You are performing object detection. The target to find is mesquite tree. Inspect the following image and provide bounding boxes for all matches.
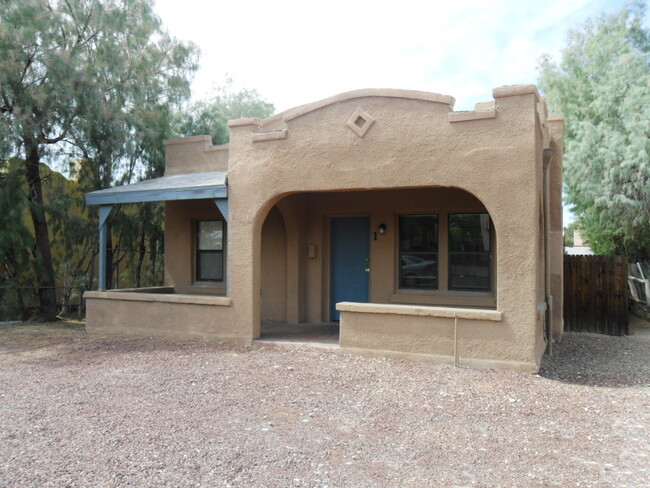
[0,0,197,319]
[538,2,650,260]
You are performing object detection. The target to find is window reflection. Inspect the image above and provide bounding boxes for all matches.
[448,214,491,291]
[196,220,224,281]
[399,215,438,290]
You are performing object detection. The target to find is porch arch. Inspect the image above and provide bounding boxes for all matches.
[255,186,498,335]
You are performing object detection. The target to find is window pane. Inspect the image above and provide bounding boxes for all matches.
[399,215,438,290]
[197,251,223,281]
[198,221,223,251]
[448,214,490,252]
[400,253,438,289]
[399,215,438,252]
[449,253,490,290]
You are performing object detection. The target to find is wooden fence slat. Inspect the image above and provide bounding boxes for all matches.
[563,254,628,336]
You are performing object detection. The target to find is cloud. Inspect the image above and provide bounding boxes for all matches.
[154,0,633,111]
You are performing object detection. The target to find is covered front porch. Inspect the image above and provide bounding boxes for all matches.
[259,187,497,322]
[255,187,514,367]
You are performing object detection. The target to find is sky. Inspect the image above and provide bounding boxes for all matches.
[152,0,648,224]
[153,0,641,112]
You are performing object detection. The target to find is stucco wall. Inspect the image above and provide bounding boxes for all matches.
[164,136,228,175]
[261,206,287,321]
[335,303,536,371]
[547,115,565,341]
[165,199,227,295]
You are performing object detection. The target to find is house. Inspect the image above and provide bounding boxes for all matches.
[84,85,565,372]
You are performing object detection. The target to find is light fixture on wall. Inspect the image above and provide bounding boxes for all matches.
[378,223,387,235]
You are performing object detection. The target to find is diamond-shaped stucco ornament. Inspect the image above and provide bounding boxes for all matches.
[346,107,375,138]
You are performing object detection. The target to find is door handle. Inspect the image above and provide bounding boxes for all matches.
[365,268,370,273]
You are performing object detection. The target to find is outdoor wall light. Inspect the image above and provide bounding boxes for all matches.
[378,223,387,235]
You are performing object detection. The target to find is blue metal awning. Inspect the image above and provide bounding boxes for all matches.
[85,171,227,205]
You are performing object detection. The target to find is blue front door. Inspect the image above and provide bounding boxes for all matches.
[330,216,370,321]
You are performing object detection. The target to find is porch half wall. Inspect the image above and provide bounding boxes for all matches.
[336,303,537,372]
[84,289,245,344]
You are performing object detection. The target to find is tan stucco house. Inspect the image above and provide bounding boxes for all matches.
[84,85,564,372]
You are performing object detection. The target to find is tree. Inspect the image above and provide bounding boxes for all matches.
[174,77,275,145]
[0,158,36,319]
[538,2,650,260]
[0,0,198,319]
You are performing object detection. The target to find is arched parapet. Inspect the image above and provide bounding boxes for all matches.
[226,86,547,231]
[229,88,456,132]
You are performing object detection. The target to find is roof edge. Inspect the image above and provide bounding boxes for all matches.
[164,135,212,146]
[229,88,456,128]
[492,84,540,100]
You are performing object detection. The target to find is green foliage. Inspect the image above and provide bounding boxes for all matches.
[538,2,650,260]
[174,77,275,144]
[0,0,198,318]
[0,159,36,319]
[0,2,274,319]
[563,221,579,247]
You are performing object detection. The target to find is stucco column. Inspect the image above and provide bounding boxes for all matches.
[547,115,565,341]
[276,198,304,324]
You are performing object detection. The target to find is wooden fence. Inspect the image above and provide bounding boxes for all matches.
[563,255,629,336]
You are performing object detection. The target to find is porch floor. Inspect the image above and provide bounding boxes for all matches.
[256,321,339,349]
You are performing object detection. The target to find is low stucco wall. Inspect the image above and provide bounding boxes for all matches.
[84,290,246,344]
[337,302,539,373]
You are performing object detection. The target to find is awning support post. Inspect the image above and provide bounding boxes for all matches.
[98,205,113,291]
[214,198,229,295]
[214,198,228,222]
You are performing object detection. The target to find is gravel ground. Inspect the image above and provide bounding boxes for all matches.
[0,323,649,488]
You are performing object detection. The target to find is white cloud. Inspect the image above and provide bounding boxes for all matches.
[154,0,634,111]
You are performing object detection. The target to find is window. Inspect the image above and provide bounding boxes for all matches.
[399,215,438,290]
[196,220,224,281]
[448,214,491,291]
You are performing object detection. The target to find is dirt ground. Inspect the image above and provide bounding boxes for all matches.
[0,322,648,488]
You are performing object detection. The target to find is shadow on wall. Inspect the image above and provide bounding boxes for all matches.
[539,331,650,388]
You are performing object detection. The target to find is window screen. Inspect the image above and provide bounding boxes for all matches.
[448,214,491,291]
[399,215,438,290]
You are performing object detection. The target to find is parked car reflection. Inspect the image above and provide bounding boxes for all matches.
[400,254,437,289]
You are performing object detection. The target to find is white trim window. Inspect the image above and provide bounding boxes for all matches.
[196,220,224,282]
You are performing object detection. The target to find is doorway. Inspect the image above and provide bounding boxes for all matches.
[330,216,370,320]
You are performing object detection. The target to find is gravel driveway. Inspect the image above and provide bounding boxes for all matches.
[1,323,648,488]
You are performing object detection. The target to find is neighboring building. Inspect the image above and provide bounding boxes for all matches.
[565,229,594,255]
[84,85,564,373]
